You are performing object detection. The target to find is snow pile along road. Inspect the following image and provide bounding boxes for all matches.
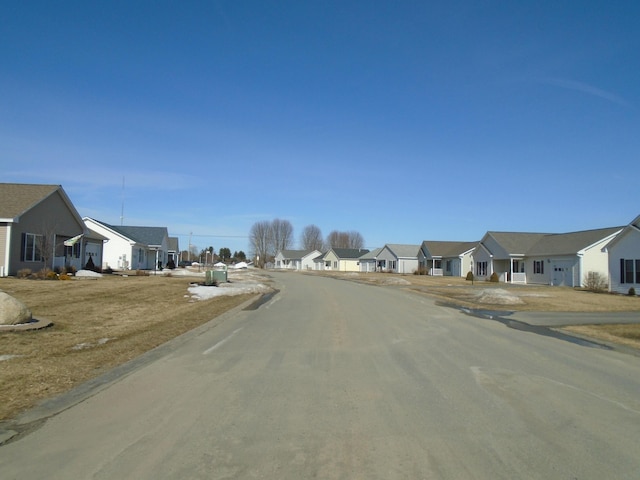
[187,270,274,301]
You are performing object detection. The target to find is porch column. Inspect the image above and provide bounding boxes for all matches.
[510,258,514,284]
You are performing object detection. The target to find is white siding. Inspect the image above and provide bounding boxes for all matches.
[608,228,640,294]
[84,219,134,270]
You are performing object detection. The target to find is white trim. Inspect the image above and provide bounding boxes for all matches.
[3,224,11,277]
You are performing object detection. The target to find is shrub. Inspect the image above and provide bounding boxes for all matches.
[135,269,150,276]
[59,274,71,280]
[103,267,114,275]
[466,271,474,281]
[17,268,32,279]
[40,269,57,280]
[489,272,499,283]
[584,271,607,293]
[167,259,176,270]
[629,287,636,297]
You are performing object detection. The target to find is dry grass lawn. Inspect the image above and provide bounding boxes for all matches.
[0,274,256,422]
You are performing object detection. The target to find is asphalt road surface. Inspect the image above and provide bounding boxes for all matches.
[1,272,639,479]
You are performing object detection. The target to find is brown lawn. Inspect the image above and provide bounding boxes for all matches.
[0,273,259,422]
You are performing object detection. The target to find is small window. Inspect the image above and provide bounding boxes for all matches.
[23,233,43,262]
[625,259,634,284]
[533,260,544,275]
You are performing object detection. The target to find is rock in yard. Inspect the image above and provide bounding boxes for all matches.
[0,291,33,325]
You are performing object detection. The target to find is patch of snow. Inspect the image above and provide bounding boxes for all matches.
[474,288,524,305]
[71,338,114,350]
[381,277,412,286]
[188,282,272,300]
[0,354,24,362]
[75,269,103,278]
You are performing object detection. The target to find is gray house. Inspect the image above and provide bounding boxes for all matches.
[418,241,477,277]
[0,183,98,276]
[376,244,421,274]
[358,247,383,272]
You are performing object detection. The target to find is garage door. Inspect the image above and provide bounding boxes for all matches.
[552,262,574,287]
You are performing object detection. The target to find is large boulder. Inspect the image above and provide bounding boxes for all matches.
[0,292,32,325]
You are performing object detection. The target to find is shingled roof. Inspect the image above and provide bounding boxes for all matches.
[0,183,62,220]
[526,227,622,256]
[421,241,478,257]
[87,218,168,247]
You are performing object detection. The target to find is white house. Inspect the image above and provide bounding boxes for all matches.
[274,249,321,270]
[375,244,421,274]
[603,214,640,294]
[525,227,621,287]
[473,227,622,287]
[418,241,477,277]
[84,217,170,271]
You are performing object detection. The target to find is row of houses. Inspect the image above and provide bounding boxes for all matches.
[0,183,180,276]
[2,183,639,294]
[274,216,640,295]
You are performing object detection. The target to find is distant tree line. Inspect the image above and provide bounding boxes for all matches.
[249,219,364,268]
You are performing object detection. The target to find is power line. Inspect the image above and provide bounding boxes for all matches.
[172,233,249,238]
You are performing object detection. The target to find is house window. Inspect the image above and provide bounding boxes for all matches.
[620,258,640,284]
[138,248,144,264]
[445,260,452,272]
[533,260,544,274]
[476,261,487,277]
[434,259,442,269]
[333,261,337,268]
[64,243,81,259]
[389,260,397,270]
[23,233,43,262]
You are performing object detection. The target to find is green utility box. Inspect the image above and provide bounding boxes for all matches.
[206,269,227,285]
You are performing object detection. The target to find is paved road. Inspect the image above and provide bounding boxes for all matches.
[1,272,639,479]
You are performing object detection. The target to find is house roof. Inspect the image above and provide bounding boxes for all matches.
[168,237,179,252]
[484,232,551,256]
[383,244,421,258]
[87,218,168,247]
[421,241,478,257]
[527,227,622,256]
[602,214,640,252]
[330,248,370,259]
[0,183,64,220]
[279,249,317,260]
[358,247,384,260]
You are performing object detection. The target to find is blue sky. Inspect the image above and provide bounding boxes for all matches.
[2,1,639,255]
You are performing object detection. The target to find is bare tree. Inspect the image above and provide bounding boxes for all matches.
[249,220,272,268]
[270,218,294,257]
[326,230,365,249]
[300,224,324,251]
[346,230,364,249]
